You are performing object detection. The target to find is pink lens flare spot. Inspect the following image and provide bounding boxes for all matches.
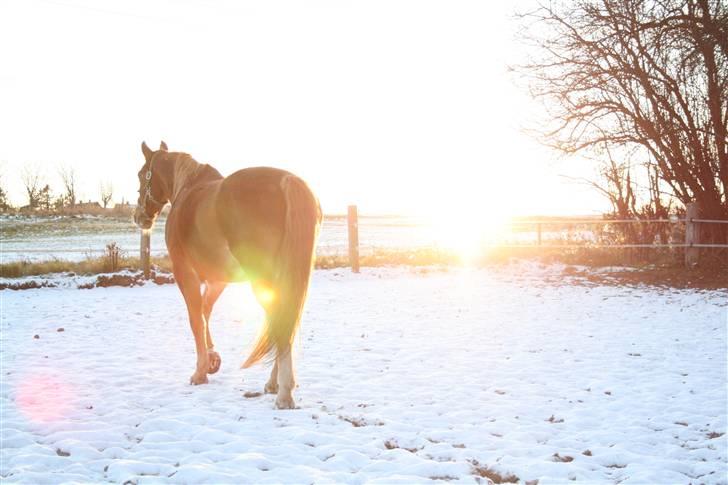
[16,374,75,423]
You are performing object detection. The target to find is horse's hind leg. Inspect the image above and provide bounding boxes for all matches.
[202,281,227,374]
[274,346,295,409]
[252,279,298,409]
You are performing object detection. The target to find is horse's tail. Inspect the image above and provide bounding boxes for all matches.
[242,175,321,368]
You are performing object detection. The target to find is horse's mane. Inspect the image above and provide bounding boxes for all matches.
[171,153,222,202]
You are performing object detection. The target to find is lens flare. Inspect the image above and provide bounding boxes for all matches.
[226,283,268,327]
[254,284,277,307]
[16,373,74,423]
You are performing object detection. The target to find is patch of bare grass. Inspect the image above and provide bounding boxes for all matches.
[1,255,173,278]
[578,265,727,290]
[552,453,574,462]
[469,460,519,484]
[382,439,421,453]
[338,415,384,427]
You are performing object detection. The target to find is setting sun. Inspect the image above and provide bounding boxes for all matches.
[427,209,510,262]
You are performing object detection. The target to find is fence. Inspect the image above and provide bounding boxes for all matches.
[341,202,727,273]
[6,204,724,275]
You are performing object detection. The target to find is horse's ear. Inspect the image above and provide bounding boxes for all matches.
[159,140,168,151]
[141,141,153,162]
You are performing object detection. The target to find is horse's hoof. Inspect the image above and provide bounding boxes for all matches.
[275,394,295,409]
[264,381,278,394]
[190,372,208,385]
[207,351,221,374]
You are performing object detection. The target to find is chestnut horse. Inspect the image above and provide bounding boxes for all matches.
[133,141,321,409]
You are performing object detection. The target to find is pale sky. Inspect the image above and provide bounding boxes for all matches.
[0,0,608,216]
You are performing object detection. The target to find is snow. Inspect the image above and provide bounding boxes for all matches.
[0,270,142,291]
[1,263,726,484]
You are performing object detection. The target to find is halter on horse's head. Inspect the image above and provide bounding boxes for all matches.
[133,141,170,230]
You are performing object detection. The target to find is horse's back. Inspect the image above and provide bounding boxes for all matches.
[224,166,295,188]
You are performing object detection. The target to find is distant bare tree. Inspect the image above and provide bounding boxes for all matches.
[100,181,113,209]
[20,165,43,209]
[516,0,727,239]
[0,186,10,212]
[0,168,11,212]
[58,164,77,208]
[593,159,637,221]
[38,184,53,211]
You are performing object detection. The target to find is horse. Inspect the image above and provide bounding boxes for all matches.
[133,141,321,409]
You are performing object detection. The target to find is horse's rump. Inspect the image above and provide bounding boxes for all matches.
[216,168,289,271]
[216,167,321,366]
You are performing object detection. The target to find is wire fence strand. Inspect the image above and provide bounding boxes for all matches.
[4,218,728,257]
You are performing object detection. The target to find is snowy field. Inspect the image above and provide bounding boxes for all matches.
[1,263,726,484]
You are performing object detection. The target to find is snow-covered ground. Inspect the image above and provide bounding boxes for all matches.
[1,263,726,484]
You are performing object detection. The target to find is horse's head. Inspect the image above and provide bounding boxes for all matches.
[133,140,171,229]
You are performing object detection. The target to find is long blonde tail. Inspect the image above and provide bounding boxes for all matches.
[242,175,320,368]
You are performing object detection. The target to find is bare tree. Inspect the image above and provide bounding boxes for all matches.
[58,164,77,208]
[0,164,11,212]
[20,164,43,209]
[100,181,113,209]
[38,184,53,211]
[516,0,727,239]
[0,186,10,212]
[594,159,637,221]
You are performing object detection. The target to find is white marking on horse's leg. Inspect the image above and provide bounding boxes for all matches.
[275,349,296,409]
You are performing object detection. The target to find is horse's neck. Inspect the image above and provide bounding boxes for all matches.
[168,154,204,204]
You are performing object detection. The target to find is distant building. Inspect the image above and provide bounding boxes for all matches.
[75,201,103,210]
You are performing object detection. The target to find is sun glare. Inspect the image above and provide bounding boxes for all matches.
[254,284,277,308]
[428,209,510,263]
[226,283,271,339]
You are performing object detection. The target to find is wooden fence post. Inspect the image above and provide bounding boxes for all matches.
[141,230,151,279]
[685,202,699,268]
[347,205,360,273]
